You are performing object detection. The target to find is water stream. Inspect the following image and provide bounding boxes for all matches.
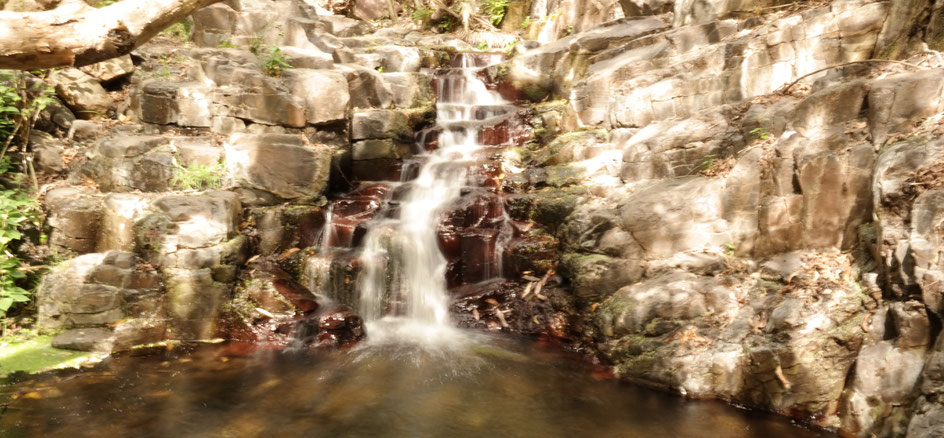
[344,53,512,343]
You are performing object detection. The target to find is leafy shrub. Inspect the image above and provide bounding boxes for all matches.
[481,0,509,26]
[0,72,50,320]
[0,189,38,314]
[0,72,21,144]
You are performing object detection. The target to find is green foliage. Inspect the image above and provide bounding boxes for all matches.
[503,40,519,56]
[172,161,225,191]
[161,21,192,42]
[0,72,22,144]
[261,47,293,77]
[157,57,172,78]
[749,117,772,141]
[249,36,265,55]
[481,0,509,26]
[376,66,385,73]
[0,160,39,315]
[476,41,489,51]
[1,70,55,161]
[0,72,51,319]
[749,126,770,140]
[700,154,717,172]
[412,7,433,21]
[521,16,531,29]
[92,0,118,7]
[436,15,456,32]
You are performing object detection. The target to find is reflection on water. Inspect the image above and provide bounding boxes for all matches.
[0,334,832,438]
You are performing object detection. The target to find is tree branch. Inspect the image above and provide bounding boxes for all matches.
[780,59,925,94]
[0,0,224,70]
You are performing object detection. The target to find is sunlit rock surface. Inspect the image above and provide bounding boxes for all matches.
[22,0,944,434]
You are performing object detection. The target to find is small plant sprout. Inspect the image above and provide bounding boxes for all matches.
[171,160,225,191]
[503,40,519,56]
[749,117,772,141]
[521,16,531,29]
[476,41,489,51]
[216,37,237,49]
[249,36,265,55]
[262,46,293,77]
[412,7,433,21]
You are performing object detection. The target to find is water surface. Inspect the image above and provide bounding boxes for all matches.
[0,333,833,438]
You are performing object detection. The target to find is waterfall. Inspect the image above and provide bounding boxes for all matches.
[356,53,509,341]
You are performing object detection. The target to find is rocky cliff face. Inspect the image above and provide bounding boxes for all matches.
[23,0,944,435]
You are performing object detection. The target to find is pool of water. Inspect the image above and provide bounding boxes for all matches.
[0,333,833,438]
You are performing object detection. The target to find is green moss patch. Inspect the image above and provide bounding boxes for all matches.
[0,335,98,377]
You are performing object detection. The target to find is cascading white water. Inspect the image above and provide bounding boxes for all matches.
[357,54,508,342]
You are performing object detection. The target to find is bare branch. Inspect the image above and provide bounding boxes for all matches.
[0,0,224,70]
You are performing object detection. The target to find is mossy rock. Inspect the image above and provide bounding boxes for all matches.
[504,186,585,228]
[544,164,585,187]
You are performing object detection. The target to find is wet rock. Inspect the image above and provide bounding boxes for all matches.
[383,72,434,109]
[165,268,229,339]
[352,139,412,160]
[49,68,113,118]
[502,232,560,277]
[293,305,365,349]
[351,109,412,141]
[247,205,325,255]
[451,279,580,341]
[225,134,332,201]
[51,328,115,352]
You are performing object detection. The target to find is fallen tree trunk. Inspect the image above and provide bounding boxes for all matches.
[0,0,224,70]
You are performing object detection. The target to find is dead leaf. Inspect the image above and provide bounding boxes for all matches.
[279,248,300,259]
